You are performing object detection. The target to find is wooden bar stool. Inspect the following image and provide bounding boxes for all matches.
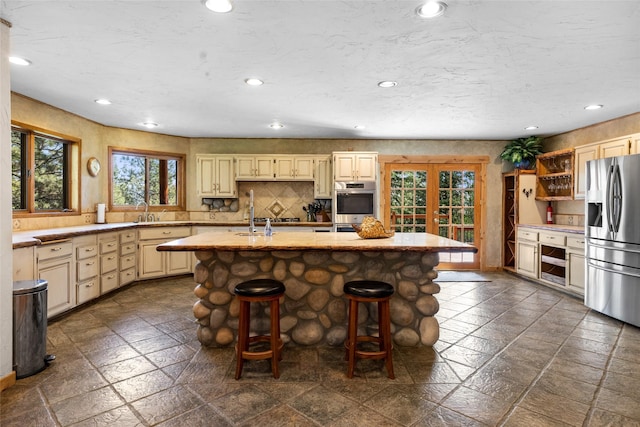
[343,280,395,379]
[234,278,285,380]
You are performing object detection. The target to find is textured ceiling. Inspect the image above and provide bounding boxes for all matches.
[3,0,640,140]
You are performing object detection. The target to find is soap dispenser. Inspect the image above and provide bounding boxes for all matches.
[264,218,273,237]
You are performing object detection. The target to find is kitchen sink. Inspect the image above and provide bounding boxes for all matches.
[235,232,275,236]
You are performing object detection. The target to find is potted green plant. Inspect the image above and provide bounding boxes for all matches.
[500,136,543,169]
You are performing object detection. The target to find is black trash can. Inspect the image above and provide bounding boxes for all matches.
[13,279,49,378]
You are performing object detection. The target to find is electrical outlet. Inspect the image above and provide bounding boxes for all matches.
[209,211,216,220]
[568,215,574,225]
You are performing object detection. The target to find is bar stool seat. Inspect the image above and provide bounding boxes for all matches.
[234,278,285,380]
[343,280,395,379]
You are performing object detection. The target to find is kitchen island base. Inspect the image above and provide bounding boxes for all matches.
[190,249,442,348]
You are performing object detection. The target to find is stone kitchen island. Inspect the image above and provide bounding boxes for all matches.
[156,231,477,348]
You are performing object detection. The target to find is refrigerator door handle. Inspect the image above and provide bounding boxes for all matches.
[606,164,614,232]
[611,163,622,233]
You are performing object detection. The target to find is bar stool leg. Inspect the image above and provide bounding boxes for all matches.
[270,299,280,379]
[235,299,249,380]
[346,298,359,378]
[379,299,395,379]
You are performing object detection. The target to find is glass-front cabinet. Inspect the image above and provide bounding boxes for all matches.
[535,148,575,200]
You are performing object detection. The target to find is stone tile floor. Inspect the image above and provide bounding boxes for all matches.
[1,272,640,426]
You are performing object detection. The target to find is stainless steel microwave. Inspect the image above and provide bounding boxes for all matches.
[333,181,377,226]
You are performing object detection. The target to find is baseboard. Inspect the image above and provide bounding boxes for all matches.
[0,370,16,392]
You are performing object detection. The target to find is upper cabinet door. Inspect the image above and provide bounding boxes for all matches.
[574,145,599,200]
[196,155,217,197]
[333,152,378,181]
[333,153,357,181]
[599,138,630,159]
[314,156,332,199]
[293,157,315,180]
[215,156,236,197]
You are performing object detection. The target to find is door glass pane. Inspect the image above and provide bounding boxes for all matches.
[389,169,428,233]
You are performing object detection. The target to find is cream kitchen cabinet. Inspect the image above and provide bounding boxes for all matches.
[314,155,333,199]
[75,235,99,305]
[275,156,315,180]
[516,226,585,296]
[99,232,119,294]
[574,136,632,199]
[333,152,378,182]
[631,133,640,154]
[516,229,538,279]
[566,235,585,295]
[138,226,192,279]
[37,240,74,317]
[196,155,236,197]
[236,155,274,180]
[119,230,137,286]
[13,246,35,281]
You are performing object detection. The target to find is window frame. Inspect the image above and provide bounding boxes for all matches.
[108,146,186,212]
[11,122,81,218]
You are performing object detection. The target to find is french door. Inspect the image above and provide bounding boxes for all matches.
[384,163,481,270]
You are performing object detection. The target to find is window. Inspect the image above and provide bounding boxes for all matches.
[109,147,185,211]
[11,124,79,215]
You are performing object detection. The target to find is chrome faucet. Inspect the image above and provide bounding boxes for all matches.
[136,201,149,222]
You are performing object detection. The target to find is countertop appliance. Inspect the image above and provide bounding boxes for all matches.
[585,153,640,327]
[333,181,377,231]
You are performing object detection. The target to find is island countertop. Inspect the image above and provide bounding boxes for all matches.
[156,231,478,253]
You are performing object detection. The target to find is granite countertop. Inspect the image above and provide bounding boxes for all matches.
[156,231,479,253]
[518,223,584,234]
[12,220,333,249]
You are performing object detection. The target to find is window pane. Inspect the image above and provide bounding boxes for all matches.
[112,154,146,206]
[149,158,160,205]
[11,130,26,210]
[167,159,177,205]
[34,136,66,210]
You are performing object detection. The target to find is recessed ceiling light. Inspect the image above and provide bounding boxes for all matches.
[524,125,539,130]
[378,81,398,88]
[354,125,366,130]
[584,104,603,110]
[245,78,264,86]
[269,122,284,129]
[416,1,447,18]
[204,0,233,13]
[9,56,31,66]
[140,122,159,128]
[95,99,112,105]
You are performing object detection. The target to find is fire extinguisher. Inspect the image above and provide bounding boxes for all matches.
[546,202,554,224]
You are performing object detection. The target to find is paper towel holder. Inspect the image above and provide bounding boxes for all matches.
[96,203,106,224]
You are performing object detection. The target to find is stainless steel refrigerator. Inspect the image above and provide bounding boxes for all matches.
[585,153,640,327]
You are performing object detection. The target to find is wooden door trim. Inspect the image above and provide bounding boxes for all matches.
[381,157,486,270]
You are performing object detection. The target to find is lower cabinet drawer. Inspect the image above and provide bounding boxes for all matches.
[517,229,538,242]
[101,254,118,274]
[120,268,136,285]
[121,242,136,256]
[77,258,99,281]
[77,279,100,304]
[567,236,585,250]
[101,272,119,294]
[120,254,136,270]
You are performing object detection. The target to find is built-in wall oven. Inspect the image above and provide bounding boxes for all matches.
[333,181,377,231]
